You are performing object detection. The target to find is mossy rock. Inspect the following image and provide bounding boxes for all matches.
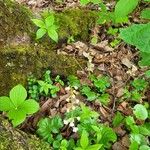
[0,0,98,46]
[0,44,85,95]
[0,0,99,95]
[0,115,51,150]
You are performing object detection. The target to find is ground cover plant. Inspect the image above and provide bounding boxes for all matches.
[0,0,150,149]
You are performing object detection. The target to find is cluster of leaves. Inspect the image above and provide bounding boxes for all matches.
[0,85,39,127]
[67,74,111,106]
[123,78,148,102]
[81,75,111,105]
[37,104,117,150]
[80,0,140,24]
[112,104,150,150]
[27,70,62,100]
[126,105,150,150]
[32,12,58,42]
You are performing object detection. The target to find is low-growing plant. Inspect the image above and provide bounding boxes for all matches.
[74,130,102,150]
[27,70,61,99]
[125,115,150,150]
[32,13,58,42]
[37,116,64,144]
[0,84,39,127]
[122,78,148,102]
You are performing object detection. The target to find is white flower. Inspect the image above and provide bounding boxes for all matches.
[72,106,76,110]
[75,99,79,104]
[65,86,71,91]
[74,86,78,90]
[63,120,69,125]
[73,127,78,132]
[66,98,70,102]
[66,108,70,112]
[69,121,74,127]
[76,117,80,121]
[72,94,76,98]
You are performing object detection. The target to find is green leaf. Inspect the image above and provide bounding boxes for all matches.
[0,96,14,111]
[120,23,150,53]
[9,84,27,107]
[141,9,150,20]
[139,145,150,150]
[87,144,103,150]
[36,28,47,39]
[112,111,124,127]
[115,0,139,23]
[81,86,97,101]
[45,15,54,27]
[31,19,45,28]
[48,27,58,42]
[51,116,63,133]
[145,70,150,78]
[129,141,139,150]
[7,109,26,127]
[68,75,80,88]
[21,99,39,114]
[80,130,89,149]
[99,126,117,147]
[133,104,148,120]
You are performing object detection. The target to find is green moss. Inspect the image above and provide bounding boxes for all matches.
[56,8,98,41]
[0,0,33,46]
[0,45,86,95]
[0,116,50,150]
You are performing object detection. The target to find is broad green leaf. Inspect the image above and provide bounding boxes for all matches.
[129,141,139,150]
[7,109,26,127]
[139,145,150,150]
[36,28,47,39]
[133,104,148,120]
[115,0,139,23]
[31,19,45,28]
[112,111,124,127]
[99,126,117,147]
[119,23,150,57]
[45,15,54,27]
[48,27,58,42]
[80,130,89,149]
[141,9,150,20]
[9,84,27,107]
[0,96,14,111]
[21,99,39,114]
[139,52,150,66]
[87,144,103,150]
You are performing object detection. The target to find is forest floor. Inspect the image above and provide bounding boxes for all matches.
[3,0,150,150]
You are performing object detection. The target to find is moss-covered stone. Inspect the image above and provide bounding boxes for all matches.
[0,0,33,46]
[0,115,51,150]
[0,44,85,95]
[0,0,99,95]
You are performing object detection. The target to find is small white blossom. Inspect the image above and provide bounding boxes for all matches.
[72,94,76,98]
[65,86,71,91]
[73,127,78,133]
[72,106,76,110]
[66,108,70,112]
[74,86,78,90]
[75,99,79,104]
[66,98,70,102]
[63,120,69,125]
[76,117,80,121]
[69,121,74,127]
